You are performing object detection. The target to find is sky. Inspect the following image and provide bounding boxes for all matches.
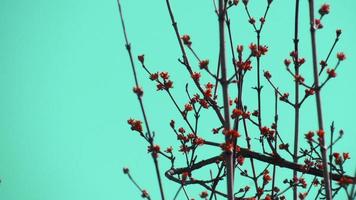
[0,0,355,199]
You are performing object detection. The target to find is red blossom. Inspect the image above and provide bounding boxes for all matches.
[343,152,350,160]
[258,45,268,55]
[123,167,129,174]
[313,179,320,186]
[327,68,336,78]
[199,191,208,198]
[236,155,245,165]
[314,19,323,29]
[279,93,289,101]
[298,58,305,65]
[299,178,307,188]
[320,60,327,67]
[305,131,314,141]
[179,145,190,153]
[294,74,305,84]
[279,143,289,150]
[156,83,165,91]
[191,72,201,81]
[188,133,196,139]
[336,29,342,37]
[337,52,346,61]
[150,72,159,81]
[299,192,307,200]
[260,17,265,24]
[260,126,274,137]
[242,111,250,119]
[333,152,340,159]
[264,71,272,79]
[178,127,186,134]
[194,137,205,146]
[170,120,175,128]
[237,45,243,53]
[184,103,193,111]
[224,129,241,138]
[199,99,209,108]
[128,119,143,132]
[138,54,144,63]
[305,88,315,96]
[164,80,173,89]
[220,141,234,153]
[249,43,260,57]
[236,60,252,71]
[165,146,173,153]
[231,108,243,118]
[317,129,325,138]
[199,59,209,69]
[338,176,353,186]
[181,171,191,182]
[290,51,298,58]
[284,59,291,66]
[263,171,271,183]
[249,17,256,24]
[133,86,144,97]
[319,4,330,16]
[181,34,192,46]
[141,190,149,198]
[148,144,160,158]
[159,72,169,79]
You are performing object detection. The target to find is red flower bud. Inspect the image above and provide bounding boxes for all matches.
[305,88,315,96]
[200,191,209,198]
[343,152,350,160]
[181,34,192,46]
[305,131,314,141]
[170,120,175,128]
[138,54,144,63]
[150,72,159,81]
[184,103,193,111]
[319,4,330,16]
[191,72,201,81]
[260,17,265,24]
[237,45,244,53]
[337,52,346,61]
[327,68,336,78]
[264,71,272,79]
[237,155,245,165]
[336,29,342,37]
[133,86,144,97]
[317,129,325,137]
[199,59,209,69]
[165,146,173,153]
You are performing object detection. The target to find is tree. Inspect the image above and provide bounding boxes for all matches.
[117,0,355,199]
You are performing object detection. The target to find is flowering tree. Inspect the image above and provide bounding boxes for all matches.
[117,0,355,199]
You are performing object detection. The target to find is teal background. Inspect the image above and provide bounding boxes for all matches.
[0,0,355,199]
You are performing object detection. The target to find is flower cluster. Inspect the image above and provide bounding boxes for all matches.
[127,119,143,132]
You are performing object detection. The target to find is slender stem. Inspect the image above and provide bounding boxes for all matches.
[271,90,278,197]
[117,1,165,199]
[218,1,234,199]
[292,1,300,199]
[164,0,225,125]
[307,0,332,199]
